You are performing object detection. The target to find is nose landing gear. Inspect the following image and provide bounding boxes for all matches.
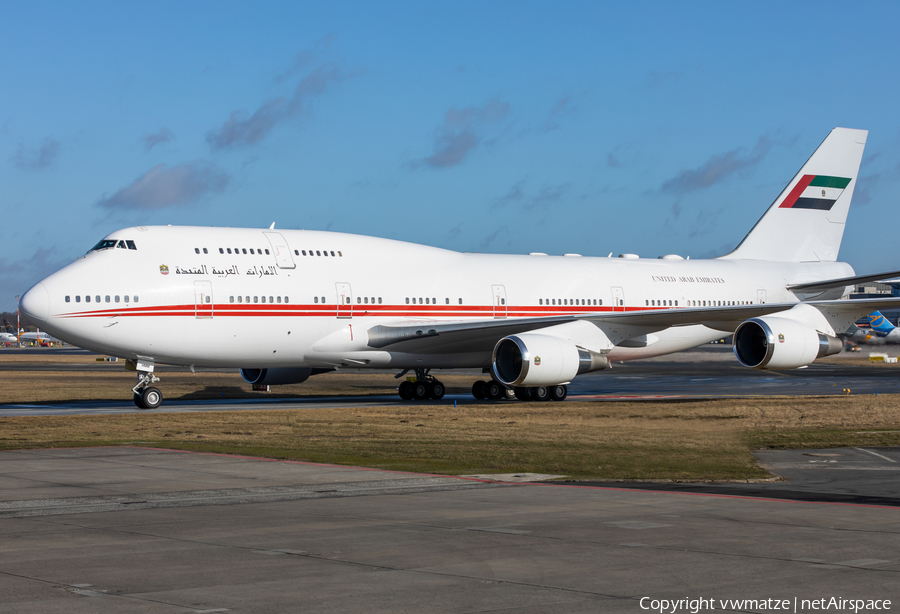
[131,360,163,409]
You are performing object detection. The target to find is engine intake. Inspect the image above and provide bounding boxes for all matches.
[491,333,608,387]
[240,367,313,386]
[733,317,842,369]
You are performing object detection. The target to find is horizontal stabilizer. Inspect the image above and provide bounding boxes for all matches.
[787,270,900,293]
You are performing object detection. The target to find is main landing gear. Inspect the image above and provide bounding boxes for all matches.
[393,369,568,403]
[397,369,446,401]
[132,361,163,409]
[472,380,567,402]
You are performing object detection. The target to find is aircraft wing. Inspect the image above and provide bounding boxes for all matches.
[366,298,900,353]
[787,270,900,293]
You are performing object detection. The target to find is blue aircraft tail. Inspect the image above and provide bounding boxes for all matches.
[868,311,896,337]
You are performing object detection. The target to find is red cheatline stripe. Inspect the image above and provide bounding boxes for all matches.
[57,304,676,319]
[778,174,815,208]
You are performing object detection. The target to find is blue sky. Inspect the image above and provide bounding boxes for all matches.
[2,1,899,311]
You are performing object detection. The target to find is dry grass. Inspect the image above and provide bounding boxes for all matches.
[3,349,900,480]
[2,394,899,481]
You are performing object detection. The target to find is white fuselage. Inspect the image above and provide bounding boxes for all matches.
[26,225,854,369]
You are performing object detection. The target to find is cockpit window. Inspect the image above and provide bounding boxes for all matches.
[90,239,118,252]
[89,239,137,252]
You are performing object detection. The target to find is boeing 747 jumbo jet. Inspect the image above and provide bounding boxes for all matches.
[19,127,900,408]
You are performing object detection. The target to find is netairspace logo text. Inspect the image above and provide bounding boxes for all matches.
[639,597,891,614]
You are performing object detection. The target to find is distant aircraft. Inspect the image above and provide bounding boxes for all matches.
[18,127,900,409]
[850,311,900,343]
[18,331,59,344]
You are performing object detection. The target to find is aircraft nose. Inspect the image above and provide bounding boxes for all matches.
[20,283,49,325]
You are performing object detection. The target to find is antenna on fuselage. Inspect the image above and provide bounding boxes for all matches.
[269,222,275,229]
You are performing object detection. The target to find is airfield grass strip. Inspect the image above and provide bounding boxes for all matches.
[2,396,899,480]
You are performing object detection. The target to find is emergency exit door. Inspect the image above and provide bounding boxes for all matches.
[194,281,213,318]
[492,285,507,318]
[336,282,353,318]
[264,232,296,269]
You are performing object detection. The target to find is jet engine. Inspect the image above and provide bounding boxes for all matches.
[491,333,608,387]
[240,367,313,386]
[733,316,843,369]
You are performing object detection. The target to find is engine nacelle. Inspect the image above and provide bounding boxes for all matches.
[491,333,608,387]
[733,317,843,369]
[240,367,312,386]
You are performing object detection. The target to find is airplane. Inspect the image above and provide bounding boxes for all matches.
[1,320,59,344]
[846,311,900,343]
[19,127,900,409]
[19,332,59,344]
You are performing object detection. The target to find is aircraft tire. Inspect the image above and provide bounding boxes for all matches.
[133,392,146,409]
[502,387,516,401]
[429,381,445,399]
[413,381,429,400]
[485,380,503,400]
[398,381,413,400]
[141,387,163,409]
[549,384,567,401]
[472,380,487,399]
[514,387,531,401]
[530,386,550,402]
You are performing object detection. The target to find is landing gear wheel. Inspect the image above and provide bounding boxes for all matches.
[398,381,413,400]
[549,384,568,401]
[413,381,430,400]
[502,387,516,401]
[141,387,162,409]
[133,392,146,409]
[485,380,503,400]
[429,381,445,400]
[514,387,531,401]
[530,386,550,402]
[472,380,487,400]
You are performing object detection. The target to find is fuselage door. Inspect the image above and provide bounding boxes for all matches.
[336,282,353,318]
[757,289,767,304]
[194,280,213,318]
[492,284,507,319]
[264,232,296,269]
[611,286,625,312]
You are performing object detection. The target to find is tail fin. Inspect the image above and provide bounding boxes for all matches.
[720,127,867,262]
[868,311,896,337]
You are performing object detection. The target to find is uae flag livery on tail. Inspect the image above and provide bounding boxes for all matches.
[779,174,852,210]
